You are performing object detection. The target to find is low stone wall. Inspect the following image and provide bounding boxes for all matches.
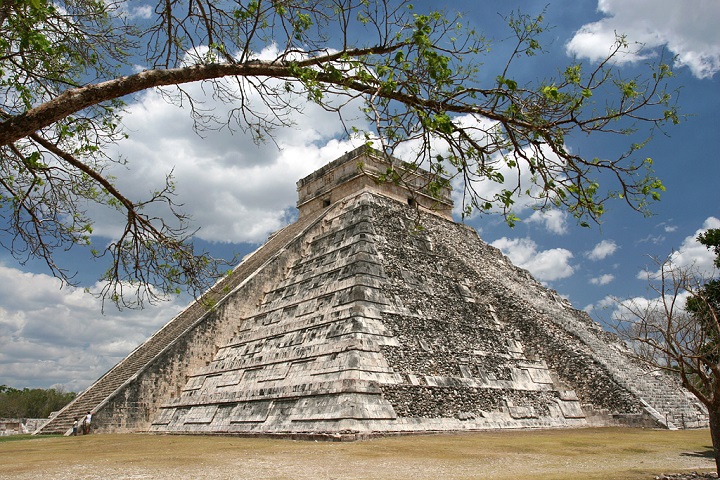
[0,418,47,435]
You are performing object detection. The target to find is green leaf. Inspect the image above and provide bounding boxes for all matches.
[541,85,559,100]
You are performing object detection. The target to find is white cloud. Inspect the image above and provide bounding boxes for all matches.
[491,237,575,281]
[601,290,695,336]
[638,216,720,280]
[127,5,152,19]
[0,77,367,389]
[669,217,720,271]
[590,274,615,286]
[583,294,618,313]
[0,264,183,391]
[592,218,720,330]
[445,133,569,221]
[566,0,720,79]
[636,233,666,246]
[92,65,368,245]
[636,217,720,281]
[653,221,677,234]
[586,239,618,261]
[527,209,568,235]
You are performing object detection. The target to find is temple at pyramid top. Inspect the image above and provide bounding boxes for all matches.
[296,145,453,220]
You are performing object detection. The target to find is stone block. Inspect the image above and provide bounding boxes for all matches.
[556,399,586,419]
[507,405,538,420]
[184,405,218,424]
[527,368,554,384]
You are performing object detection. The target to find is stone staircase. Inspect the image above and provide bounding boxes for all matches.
[581,336,707,428]
[614,367,707,429]
[35,212,323,435]
[549,309,707,429]
[503,275,708,431]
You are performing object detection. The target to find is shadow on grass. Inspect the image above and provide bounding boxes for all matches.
[0,434,34,443]
[0,434,63,443]
[681,447,715,459]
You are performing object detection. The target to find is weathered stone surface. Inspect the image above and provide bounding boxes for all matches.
[38,146,707,437]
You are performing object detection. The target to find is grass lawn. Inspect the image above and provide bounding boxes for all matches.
[0,427,715,479]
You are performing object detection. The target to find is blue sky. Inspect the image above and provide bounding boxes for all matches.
[1,0,719,391]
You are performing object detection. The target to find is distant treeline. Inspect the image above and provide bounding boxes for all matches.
[0,385,76,419]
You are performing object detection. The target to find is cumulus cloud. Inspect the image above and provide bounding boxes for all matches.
[125,5,152,19]
[615,217,720,335]
[527,209,568,235]
[597,289,695,339]
[669,216,720,270]
[590,274,615,286]
[0,72,369,389]
[638,216,720,280]
[0,264,183,390]
[586,218,719,324]
[566,0,720,79]
[586,239,618,261]
[91,58,369,245]
[583,294,618,314]
[636,233,666,246]
[490,237,575,281]
[444,133,569,221]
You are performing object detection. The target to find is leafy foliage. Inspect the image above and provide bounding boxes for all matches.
[686,230,720,376]
[0,385,76,418]
[0,0,681,307]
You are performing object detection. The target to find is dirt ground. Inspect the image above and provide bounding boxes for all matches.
[0,427,716,479]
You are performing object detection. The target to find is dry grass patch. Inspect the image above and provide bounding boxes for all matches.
[0,428,714,479]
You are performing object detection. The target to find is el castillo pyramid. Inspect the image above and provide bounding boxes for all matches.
[38,145,707,438]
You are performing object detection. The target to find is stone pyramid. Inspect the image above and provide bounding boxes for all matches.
[38,146,706,438]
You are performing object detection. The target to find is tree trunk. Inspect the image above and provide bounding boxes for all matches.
[708,404,720,474]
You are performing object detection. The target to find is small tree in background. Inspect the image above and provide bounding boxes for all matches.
[616,229,720,473]
[0,385,76,419]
